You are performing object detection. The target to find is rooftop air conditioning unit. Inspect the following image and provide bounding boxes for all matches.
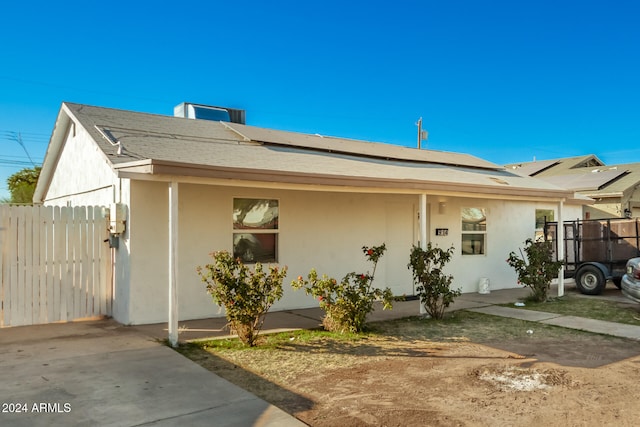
[173,102,246,124]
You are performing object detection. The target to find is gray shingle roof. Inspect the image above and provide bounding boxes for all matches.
[504,159,559,176]
[536,169,628,191]
[37,102,580,201]
[64,103,500,169]
[505,155,605,176]
[505,154,640,197]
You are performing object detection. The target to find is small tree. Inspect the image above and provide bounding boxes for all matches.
[6,166,41,204]
[408,243,460,319]
[292,244,393,333]
[507,238,562,302]
[196,251,287,346]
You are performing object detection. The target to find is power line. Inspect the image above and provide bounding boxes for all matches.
[0,159,39,167]
[0,154,43,164]
[1,132,49,145]
[0,153,42,159]
[5,132,36,166]
[0,129,49,137]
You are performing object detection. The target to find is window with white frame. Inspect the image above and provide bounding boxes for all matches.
[233,198,279,263]
[461,208,486,255]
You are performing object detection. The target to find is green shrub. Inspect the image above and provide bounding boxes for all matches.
[291,244,393,333]
[507,238,562,302]
[408,243,460,319]
[196,251,287,346]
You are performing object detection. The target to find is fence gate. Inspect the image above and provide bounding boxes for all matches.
[0,205,112,327]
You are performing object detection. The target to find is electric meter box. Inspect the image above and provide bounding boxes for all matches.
[109,203,127,234]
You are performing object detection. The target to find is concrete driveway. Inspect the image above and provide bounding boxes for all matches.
[0,320,305,427]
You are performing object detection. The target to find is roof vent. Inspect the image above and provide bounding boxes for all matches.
[174,102,246,124]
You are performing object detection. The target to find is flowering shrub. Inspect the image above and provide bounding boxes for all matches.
[196,251,287,346]
[408,243,460,319]
[291,244,393,333]
[507,239,562,302]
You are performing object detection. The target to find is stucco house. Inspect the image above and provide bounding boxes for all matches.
[34,102,586,328]
[507,155,640,220]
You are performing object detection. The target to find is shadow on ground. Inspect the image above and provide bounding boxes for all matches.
[176,344,315,416]
[479,335,640,368]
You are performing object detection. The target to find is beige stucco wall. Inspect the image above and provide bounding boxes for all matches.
[429,198,580,296]
[110,180,131,323]
[121,180,582,325]
[125,181,418,324]
[585,203,621,219]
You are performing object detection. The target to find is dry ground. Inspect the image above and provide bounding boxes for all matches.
[181,311,640,426]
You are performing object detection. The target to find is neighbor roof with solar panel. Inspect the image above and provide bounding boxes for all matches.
[537,169,629,191]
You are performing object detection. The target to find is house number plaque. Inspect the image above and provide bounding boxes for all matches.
[435,228,448,236]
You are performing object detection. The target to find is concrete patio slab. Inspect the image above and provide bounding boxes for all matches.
[456,287,531,305]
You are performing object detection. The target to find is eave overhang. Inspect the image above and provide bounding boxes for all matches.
[113,159,582,203]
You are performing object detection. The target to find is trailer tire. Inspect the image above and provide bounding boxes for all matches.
[575,265,606,295]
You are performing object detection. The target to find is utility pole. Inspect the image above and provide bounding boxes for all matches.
[416,117,428,149]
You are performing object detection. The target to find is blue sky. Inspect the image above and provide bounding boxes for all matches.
[1,0,639,199]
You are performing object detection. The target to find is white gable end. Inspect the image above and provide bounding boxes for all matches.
[44,121,119,206]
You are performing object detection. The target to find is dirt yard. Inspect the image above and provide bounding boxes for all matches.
[182,312,640,426]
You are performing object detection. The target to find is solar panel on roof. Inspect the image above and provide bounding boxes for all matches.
[540,169,627,191]
[506,159,558,176]
[224,122,500,170]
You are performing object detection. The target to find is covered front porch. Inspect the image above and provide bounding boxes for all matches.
[114,177,574,343]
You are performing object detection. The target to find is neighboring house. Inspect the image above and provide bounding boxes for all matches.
[506,155,640,220]
[34,102,585,326]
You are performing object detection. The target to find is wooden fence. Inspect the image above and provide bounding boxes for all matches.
[0,205,112,327]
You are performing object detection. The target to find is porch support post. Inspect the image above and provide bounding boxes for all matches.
[168,181,179,347]
[420,194,428,249]
[419,193,428,315]
[557,199,565,297]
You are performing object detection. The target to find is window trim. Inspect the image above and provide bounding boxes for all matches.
[461,207,487,256]
[232,198,280,263]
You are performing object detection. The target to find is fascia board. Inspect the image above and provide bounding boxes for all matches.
[114,159,575,202]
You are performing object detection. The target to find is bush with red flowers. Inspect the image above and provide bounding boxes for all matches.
[197,251,287,346]
[291,244,393,333]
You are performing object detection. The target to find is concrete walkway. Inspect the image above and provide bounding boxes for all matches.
[468,303,640,340]
[456,283,640,341]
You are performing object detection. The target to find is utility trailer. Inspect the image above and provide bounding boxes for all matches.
[544,218,640,295]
